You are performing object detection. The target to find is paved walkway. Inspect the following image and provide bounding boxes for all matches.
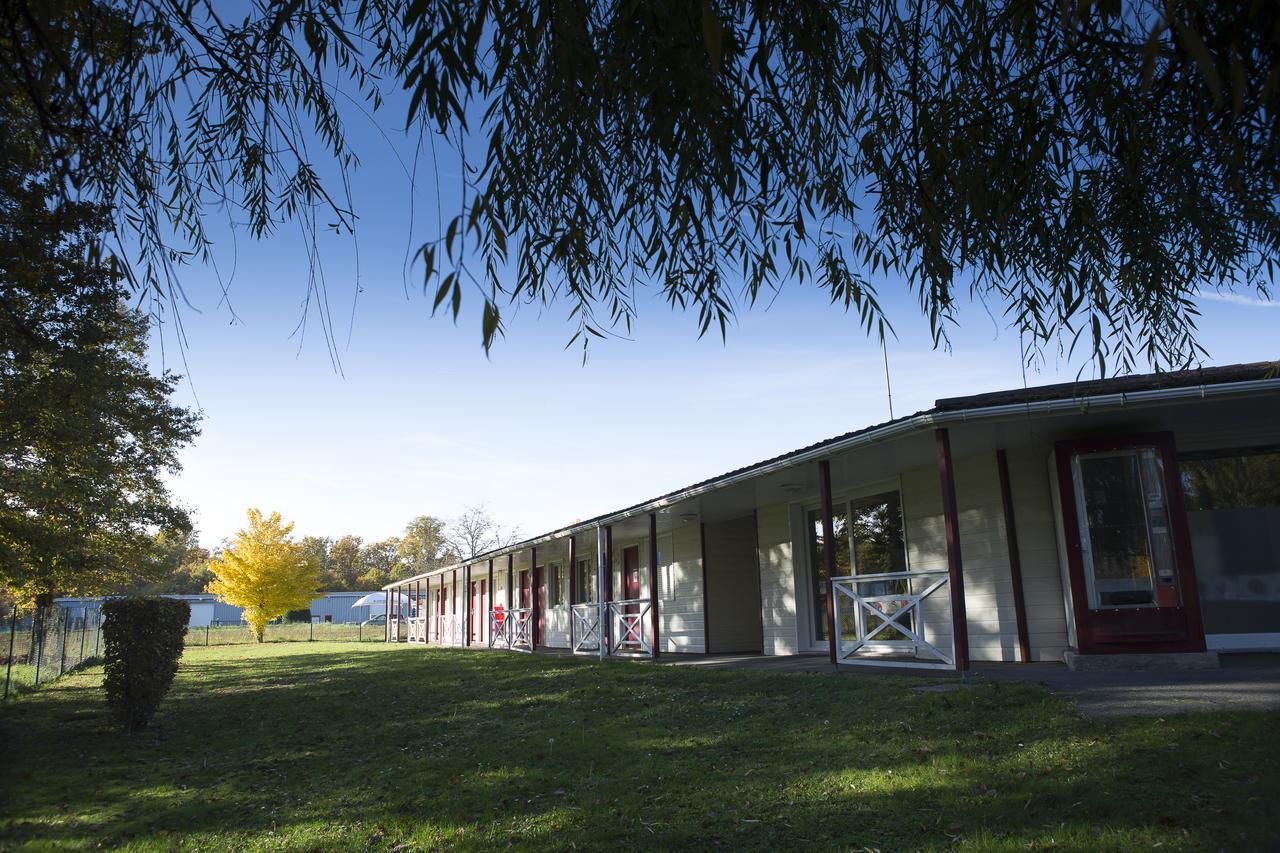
[652,651,1280,718]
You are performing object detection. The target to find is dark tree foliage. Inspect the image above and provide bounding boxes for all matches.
[101,597,190,733]
[2,1,1277,372]
[0,100,200,602]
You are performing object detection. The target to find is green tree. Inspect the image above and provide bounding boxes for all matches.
[0,103,199,603]
[356,537,402,589]
[298,536,333,587]
[397,516,450,576]
[325,535,363,592]
[3,2,1276,371]
[129,530,213,596]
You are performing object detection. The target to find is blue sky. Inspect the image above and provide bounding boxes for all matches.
[146,114,1279,549]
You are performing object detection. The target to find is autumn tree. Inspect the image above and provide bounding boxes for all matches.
[2,1,1276,373]
[207,509,320,642]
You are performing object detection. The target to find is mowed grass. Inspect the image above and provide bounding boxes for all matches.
[2,643,1277,850]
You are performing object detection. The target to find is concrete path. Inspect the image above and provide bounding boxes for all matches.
[652,651,1280,718]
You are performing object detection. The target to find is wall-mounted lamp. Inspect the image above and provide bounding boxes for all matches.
[780,483,805,495]
[678,512,699,524]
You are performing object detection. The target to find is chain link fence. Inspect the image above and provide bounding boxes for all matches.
[2,606,104,702]
[2,608,385,703]
[183,621,386,646]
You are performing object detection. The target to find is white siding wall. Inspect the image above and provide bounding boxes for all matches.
[1004,445,1071,661]
[901,449,1069,663]
[757,502,800,655]
[659,523,706,653]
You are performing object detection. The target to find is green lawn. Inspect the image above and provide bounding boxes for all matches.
[2,643,1276,850]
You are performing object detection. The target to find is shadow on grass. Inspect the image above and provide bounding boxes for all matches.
[2,644,1277,849]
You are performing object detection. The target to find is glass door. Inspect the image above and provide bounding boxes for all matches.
[1055,433,1205,654]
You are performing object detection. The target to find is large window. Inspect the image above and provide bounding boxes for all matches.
[1180,449,1280,637]
[807,491,907,641]
[576,558,596,604]
[1071,449,1177,609]
[547,563,563,606]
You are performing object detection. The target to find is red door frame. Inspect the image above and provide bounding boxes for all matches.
[1053,431,1206,654]
[622,546,641,604]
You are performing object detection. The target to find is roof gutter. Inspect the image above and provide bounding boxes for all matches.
[383,377,1280,589]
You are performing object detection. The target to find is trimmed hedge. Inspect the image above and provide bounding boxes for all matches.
[101,597,190,733]
[284,608,312,623]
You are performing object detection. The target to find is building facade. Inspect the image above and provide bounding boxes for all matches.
[383,364,1280,670]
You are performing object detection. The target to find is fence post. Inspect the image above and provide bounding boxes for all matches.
[309,621,313,642]
[3,605,17,701]
[33,608,45,685]
[58,613,68,676]
[94,613,101,657]
[206,624,210,646]
[78,617,87,667]
[358,622,362,642]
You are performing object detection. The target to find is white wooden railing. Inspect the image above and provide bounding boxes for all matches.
[607,598,653,656]
[407,616,428,644]
[831,570,953,669]
[433,613,462,646]
[488,609,513,649]
[509,607,533,652]
[571,603,601,654]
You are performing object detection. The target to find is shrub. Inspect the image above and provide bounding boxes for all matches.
[284,608,312,623]
[101,597,190,733]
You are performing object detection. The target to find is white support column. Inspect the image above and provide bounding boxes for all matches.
[596,524,607,662]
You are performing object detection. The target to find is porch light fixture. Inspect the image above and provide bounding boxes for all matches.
[781,483,805,495]
[678,512,698,523]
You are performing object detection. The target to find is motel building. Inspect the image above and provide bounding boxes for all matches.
[382,363,1280,672]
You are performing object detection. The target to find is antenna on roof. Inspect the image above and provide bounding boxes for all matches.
[881,337,894,419]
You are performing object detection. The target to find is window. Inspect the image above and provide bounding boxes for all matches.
[807,491,907,641]
[548,563,563,606]
[576,558,597,603]
[1180,448,1280,636]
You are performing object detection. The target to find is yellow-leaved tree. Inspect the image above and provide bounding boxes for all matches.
[207,509,319,642]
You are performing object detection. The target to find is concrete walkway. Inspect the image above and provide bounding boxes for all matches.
[650,650,1280,718]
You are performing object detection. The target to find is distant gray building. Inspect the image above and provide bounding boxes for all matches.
[54,592,380,627]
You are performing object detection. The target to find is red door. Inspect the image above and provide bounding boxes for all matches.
[620,546,642,647]
[436,586,446,640]
[519,570,531,608]
[471,581,481,640]
[469,580,486,642]
[623,546,642,603]
[1054,432,1206,654]
[536,567,546,643]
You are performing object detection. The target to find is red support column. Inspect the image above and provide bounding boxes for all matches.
[487,558,494,645]
[507,554,514,613]
[997,449,1032,663]
[648,513,661,659]
[451,568,457,645]
[936,428,970,672]
[531,546,539,650]
[384,588,390,642]
[818,460,839,665]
